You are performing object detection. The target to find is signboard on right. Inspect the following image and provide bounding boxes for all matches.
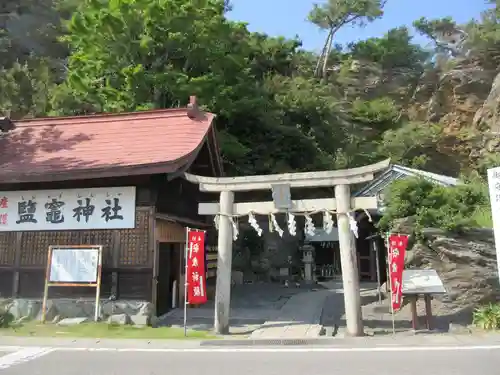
[487,166,500,285]
[402,269,446,295]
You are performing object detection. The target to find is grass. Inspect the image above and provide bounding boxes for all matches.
[471,205,493,228]
[473,303,500,331]
[0,321,217,340]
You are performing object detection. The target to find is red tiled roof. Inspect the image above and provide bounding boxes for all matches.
[0,103,216,183]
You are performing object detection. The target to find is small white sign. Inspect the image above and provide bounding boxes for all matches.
[0,186,136,231]
[305,227,339,242]
[487,166,500,285]
[402,269,446,295]
[49,248,100,283]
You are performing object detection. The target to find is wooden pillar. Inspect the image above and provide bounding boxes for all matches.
[410,295,418,330]
[424,294,433,330]
[335,184,364,336]
[11,233,22,297]
[111,232,120,298]
[214,190,234,334]
[151,240,160,309]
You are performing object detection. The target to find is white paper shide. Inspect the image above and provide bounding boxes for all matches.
[49,248,99,283]
[0,186,136,231]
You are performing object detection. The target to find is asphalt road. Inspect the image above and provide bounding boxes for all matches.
[0,346,499,375]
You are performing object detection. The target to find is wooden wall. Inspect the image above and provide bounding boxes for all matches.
[156,177,215,224]
[0,207,154,301]
[155,220,185,243]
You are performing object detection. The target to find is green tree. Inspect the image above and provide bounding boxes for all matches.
[376,121,443,168]
[413,17,465,56]
[308,0,386,79]
[378,177,491,234]
[348,27,429,71]
[51,0,347,175]
[465,0,500,69]
[0,59,55,119]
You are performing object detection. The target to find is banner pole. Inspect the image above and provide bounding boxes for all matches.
[94,246,103,322]
[386,232,396,335]
[41,246,53,324]
[184,227,190,337]
[373,238,382,304]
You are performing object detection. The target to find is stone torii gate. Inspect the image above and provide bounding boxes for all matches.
[184,159,390,336]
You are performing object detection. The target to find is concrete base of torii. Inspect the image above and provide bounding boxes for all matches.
[184,158,390,336]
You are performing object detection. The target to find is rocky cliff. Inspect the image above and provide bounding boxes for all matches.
[391,216,500,327]
[407,228,500,320]
[411,59,500,168]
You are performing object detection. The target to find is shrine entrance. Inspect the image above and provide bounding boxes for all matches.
[303,211,384,283]
[355,212,388,284]
[184,159,390,336]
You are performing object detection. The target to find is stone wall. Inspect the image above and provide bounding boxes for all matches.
[0,298,155,326]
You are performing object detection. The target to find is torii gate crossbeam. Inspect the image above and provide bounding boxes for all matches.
[184,159,390,337]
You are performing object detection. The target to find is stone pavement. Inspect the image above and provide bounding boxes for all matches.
[248,281,383,338]
[160,280,444,339]
[161,281,380,339]
[321,281,382,336]
[160,282,327,336]
[250,288,331,338]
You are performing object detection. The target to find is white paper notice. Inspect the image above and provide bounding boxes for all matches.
[49,248,99,283]
[487,166,500,285]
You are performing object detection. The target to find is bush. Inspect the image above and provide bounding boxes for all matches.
[378,176,491,233]
[473,303,500,330]
[0,309,14,328]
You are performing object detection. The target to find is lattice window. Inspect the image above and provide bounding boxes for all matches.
[95,230,113,266]
[77,230,113,266]
[20,231,74,266]
[19,230,114,267]
[20,232,40,266]
[119,210,150,266]
[0,233,15,265]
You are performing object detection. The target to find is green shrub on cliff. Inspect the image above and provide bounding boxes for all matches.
[378,176,492,233]
[473,303,500,330]
[0,309,14,328]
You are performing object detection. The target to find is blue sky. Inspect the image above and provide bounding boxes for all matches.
[226,0,492,52]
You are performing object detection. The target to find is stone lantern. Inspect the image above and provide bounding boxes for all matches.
[300,242,315,283]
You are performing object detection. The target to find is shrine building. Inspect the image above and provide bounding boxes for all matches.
[0,97,222,316]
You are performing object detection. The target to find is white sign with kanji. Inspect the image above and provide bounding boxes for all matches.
[0,186,136,231]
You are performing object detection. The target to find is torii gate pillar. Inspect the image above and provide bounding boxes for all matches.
[335,184,363,336]
[214,191,234,334]
[184,159,390,336]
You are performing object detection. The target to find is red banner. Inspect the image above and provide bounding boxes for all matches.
[388,234,409,311]
[186,229,207,305]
